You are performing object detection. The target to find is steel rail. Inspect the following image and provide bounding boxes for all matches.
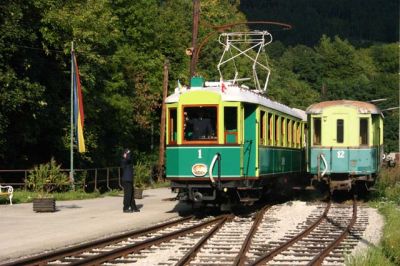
[233,205,271,266]
[250,201,331,265]
[1,216,193,266]
[176,214,234,266]
[308,197,357,266]
[70,215,229,265]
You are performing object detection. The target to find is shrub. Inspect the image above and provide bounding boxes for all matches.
[26,158,70,197]
[134,161,151,188]
[374,165,400,204]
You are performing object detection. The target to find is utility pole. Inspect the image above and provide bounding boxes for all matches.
[70,41,74,187]
[189,0,200,84]
[158,60,169,182]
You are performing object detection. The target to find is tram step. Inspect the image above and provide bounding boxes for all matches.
[292,186,316,190]
[237,187,262,191]
[239,197,258,203]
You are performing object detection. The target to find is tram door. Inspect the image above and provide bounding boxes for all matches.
[243,104,257,177]
[331,114,348,173]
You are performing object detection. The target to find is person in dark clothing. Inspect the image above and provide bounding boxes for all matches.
[121,148,139,213]
[186,111,214,140]
[192,117,213,139]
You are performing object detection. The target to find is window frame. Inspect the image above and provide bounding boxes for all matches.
[259,110,266,145]
[275,116,281,146]
[313,117,321,146]
[288,120,292,147]
[359,117,369,145]
[268,113,274,146]
[224,106,239,144]
[168,108,178,145]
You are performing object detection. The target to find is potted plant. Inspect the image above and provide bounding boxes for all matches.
[26,158,70,212]
[134,161,151,199]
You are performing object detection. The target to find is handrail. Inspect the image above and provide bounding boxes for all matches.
[209,154,219,185]
[320,153,328,177]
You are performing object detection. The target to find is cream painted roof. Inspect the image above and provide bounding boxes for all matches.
[166,83,305,120]
[306,100,382,115]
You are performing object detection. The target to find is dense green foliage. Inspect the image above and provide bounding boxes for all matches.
[373,165,400,205]
[240,0,399,46]
[374,165,400,259]
[0,1,398,169]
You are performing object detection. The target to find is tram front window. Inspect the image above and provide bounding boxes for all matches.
[184,106,217,141]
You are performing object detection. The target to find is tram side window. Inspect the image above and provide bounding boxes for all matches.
[297,123,301,147]
[293,122,297,147]
[313,118,321,145]
[282,118,286,146]
[169,108,177,143]
[259,111,266,145]
[337,119,344,143]
[184,106,217,141]
[360,118,368,145]
[224,107,238,143]
[275,116,280,146]
[288,120,292,147]
[268,113,274,146]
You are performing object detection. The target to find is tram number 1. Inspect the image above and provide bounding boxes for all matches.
[198,149,202,159]
[337,150,345,158]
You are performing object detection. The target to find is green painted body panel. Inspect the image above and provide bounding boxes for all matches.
[309,147,378,175]
[243,104,257,177]
[166,146,242,178]
[190,77,205,87]
[259,147,304,175]
[226,132,237,143]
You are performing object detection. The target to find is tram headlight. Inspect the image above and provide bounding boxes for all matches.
[192,163,208,177]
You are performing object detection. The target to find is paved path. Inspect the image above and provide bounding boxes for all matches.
[0,188,189,263]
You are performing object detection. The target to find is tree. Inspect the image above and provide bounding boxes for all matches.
[0,1,52,167]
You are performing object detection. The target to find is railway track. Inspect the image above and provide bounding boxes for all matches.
[245,199,360,265]
[3,199,368,266]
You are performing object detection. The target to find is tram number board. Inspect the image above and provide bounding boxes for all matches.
[337,150,345,159]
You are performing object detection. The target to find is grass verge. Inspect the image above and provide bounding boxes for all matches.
[0,181,171,204]
[347,165,400,265]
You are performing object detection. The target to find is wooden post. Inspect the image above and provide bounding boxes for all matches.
[158,60,169,182]
[189,0,200,83]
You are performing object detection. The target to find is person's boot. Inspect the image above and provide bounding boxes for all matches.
[131,205,140,212]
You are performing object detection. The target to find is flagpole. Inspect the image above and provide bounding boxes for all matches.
[70,41,74,188]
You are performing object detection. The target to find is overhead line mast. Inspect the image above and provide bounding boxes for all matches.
[189,0,201,86]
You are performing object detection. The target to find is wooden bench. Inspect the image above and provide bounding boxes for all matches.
[0,185,13,205]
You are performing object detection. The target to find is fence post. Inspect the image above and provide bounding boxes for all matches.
[94,169,98,192]
[83,170,87,193]
[106,168,111,191]
[118,167,123,190]
[24,170,28,191]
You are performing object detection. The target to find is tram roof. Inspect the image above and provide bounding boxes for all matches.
[306,100,382,115]
[165,82,306,120]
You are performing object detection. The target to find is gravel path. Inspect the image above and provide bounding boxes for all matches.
[351,206,384,255]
